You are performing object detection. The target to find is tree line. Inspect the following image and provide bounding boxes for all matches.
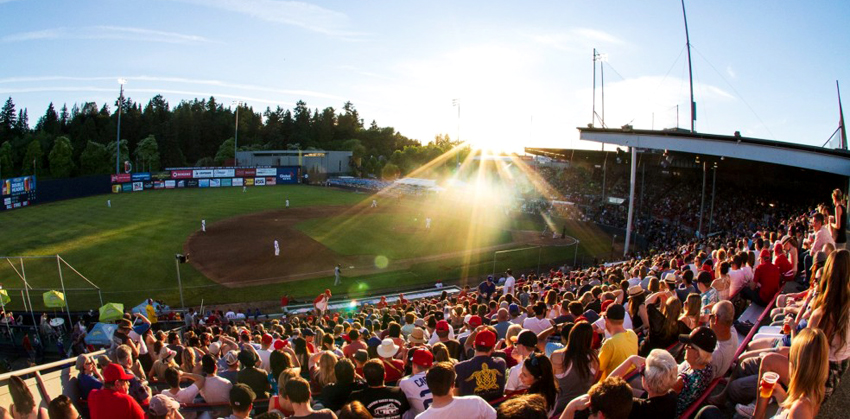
[0,95,465,180]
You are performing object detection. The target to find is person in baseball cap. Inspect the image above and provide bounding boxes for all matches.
[679,326,717,353]
[229,383,256,418]
[87,363,145,419]
[597,304,637,380]
[399,348,434,416]
[148,394,180,418]
[468,315,483,329]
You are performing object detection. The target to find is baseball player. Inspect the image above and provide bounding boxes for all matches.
[285,198,290,208]
[425,217,431,229]
[201,219,206,232]
[274,240,280,256]
[242,185,247,193]
[371,199,377,208]
[334,264,341,286]
[314,289,331,316]
[107,200,111,208]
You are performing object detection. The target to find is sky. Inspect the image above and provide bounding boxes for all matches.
[2,0,849,153]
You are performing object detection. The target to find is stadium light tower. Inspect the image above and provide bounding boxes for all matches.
[116,78,126,174]
[232,101,243,167]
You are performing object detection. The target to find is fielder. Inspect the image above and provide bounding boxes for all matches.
[371,199,377,208]
[274,240,280,256]
[201,219,206,232]
[334,264,341,286]
[425,217,431,229]
[242,186,247,193]
[285,198,290,208]
[107,199,111,208]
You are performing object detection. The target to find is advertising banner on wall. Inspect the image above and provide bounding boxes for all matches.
[213,169,235,178]
[266,177,276,185]
[122,183,133,192]
[165,180,176,189]
[1,175,37,210]
[193,169,214,178]
[171,170,193,179]
[199,179,210,188]
[143,181,153,190]
[236,168,256,177]
[151,172,171,180]
[131,172,151,182]
[187,179,199,188]
[232,178,243,187]
[276,167,298,184]
[210,179,221,187]
[245,178,254,186]
[153,181,165,189]
[112,185,122,193]
[111,173,131,183]
[132,182,143,191]
[256,167,277,176]
[254,178,266,186]
[177,180,186,188]
[221,178,232,187]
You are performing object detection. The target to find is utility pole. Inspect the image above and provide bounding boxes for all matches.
[697,160,707,236]
[681,0,696,132]
[116,79,126,174]
[232,101,243,167]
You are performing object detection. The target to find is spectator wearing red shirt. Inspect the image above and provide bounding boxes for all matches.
[741,249,779,306]
[376,338,405,384]
[773,242,795,282]
[88,363,145,419]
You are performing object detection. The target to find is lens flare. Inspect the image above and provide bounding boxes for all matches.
[375,255,389,269]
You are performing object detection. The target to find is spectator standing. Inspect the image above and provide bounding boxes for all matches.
[503,269,516,296]
[831,189,846,250]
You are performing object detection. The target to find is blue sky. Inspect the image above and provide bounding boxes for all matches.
[2,0,849,152]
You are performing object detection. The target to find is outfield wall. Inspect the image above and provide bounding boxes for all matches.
[110,166,301,193]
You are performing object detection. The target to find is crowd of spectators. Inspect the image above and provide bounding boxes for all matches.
[3,183,848,419]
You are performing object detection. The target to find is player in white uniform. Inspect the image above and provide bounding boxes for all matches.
[274,240,280,256]
[371,199,377,208]
[107,200,111,208]
[242,185,247,193]
[285,198,290,208]
[425,218,431,229]
[334,265,341,286]
[399,348,433,419]
[201,219,206,232]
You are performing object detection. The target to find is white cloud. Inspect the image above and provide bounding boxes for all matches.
[1,26,213,44]
[0,75,348,102]
[726,65,736,79]
[522,27,625,52]
[171,0,365,40]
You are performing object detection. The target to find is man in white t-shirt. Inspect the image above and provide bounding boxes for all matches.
[161,366,205,418]
[224,310,236,321]
[503,269,516,296]
[415,362,495,419]
[200,354,232,404]
[400,348,434,419]
[522,302,552,335]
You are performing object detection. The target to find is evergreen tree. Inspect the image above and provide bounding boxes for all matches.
[36,102,60,136]
[79,141,111,175]
[21,139,43,176]
[214,137,234,166]
[0,97,16,141]
[0,141,13,178]
[106,139,129,173]
[134,135,161,171]
[48,136,74,178]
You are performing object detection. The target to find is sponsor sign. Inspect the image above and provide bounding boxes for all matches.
[171,170,193,179]
[131,172,151,182]
[132,182,143,192]
[143,182,153,190]
[266,177,276,186]
[165,180,176,189]
[187,179,199,188]
[122,183,133,192]
[213,169,235,178]
[210,179,221,187]
[231,178,243,187]
[151,172,171,180]
[177,180,186,188]
[112,185,122,193]
[256,167,277,176]
[111,173,131,183]
[236,168,256,177]
[245,178,254,186]
[221,178,232,187]
[199,179,210,188]
[153,181,165,189]
[276,168,298,184]
[254,178,266,186]
[193,169,214,178]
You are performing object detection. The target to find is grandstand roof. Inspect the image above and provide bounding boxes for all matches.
[576,127,850,176]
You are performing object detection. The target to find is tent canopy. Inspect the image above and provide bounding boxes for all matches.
[42,290,66,308]
[99,303,124,322]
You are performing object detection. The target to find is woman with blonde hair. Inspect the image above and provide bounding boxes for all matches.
[268,369,299,416]
[831,189,846,249]
[310,351,338,393]
[680,294,702,330]
[752,328,829,419]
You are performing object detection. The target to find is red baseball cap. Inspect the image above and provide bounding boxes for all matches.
[601,300,615,313]
[468,315,483,328]
[474,330,497,347]
[273,340,286,350]
[411,348,434,368]
[262,334,273,345]
[102,363,135,383]
[435,320,450,332]
[760,249,771,260]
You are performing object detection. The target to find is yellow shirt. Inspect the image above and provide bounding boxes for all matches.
[146,304,158,324]
[598,329,638,380]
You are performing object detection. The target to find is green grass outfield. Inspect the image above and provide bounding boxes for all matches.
[0,186,612,311]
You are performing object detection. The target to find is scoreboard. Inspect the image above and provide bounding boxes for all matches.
[1,176,36,211]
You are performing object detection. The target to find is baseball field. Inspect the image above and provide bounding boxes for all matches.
[0,185,614,311]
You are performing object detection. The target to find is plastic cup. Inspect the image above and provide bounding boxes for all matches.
[760,372,779,399]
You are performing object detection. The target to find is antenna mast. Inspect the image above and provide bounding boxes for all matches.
[839,81,847,150]
[681,0,696,132]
